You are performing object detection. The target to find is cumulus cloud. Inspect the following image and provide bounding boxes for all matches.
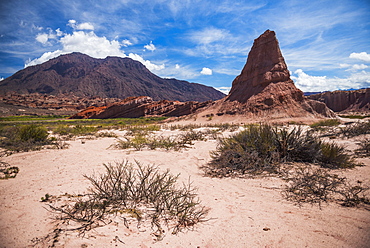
[26,23,165,73]
[144,41,156,51]
[349,52,370,62]
[200,67,212,75]
[68,19,94,30]
[35,33,50,44]
[291,69,370,92]
[122,39,132,47]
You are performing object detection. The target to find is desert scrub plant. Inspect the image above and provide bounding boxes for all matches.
[340,120,370,138]
[355,138,370,157]
[319,142,357,169]
[204,124,359,177]
[283,164,369,208]
[283,165,346,207]
[48,160,208,238]
[0,161,19,179]
[0,124,54,152]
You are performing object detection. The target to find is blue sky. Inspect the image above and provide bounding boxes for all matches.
[0,0,369,93]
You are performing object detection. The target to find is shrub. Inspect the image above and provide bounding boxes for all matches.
[340,120,370,137]
[0,161,19,179]
[48,161,208,238]
[283,165,345,207]
[204,124,358,177]
[19,124,48,142]
[0,124,52,152]
[355,138,370,157]
[319,142,356,169]
[283,165,369,208]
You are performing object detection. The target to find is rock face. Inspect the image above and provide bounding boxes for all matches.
[214,30,335,119]
[308,88,370,112]
[70,96,211,119]
[0,53,225,102]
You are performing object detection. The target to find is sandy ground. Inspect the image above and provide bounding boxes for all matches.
[0,127,369,248]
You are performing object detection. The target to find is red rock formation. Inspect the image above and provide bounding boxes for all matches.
[70,96,211,119]
[213,30,335,119]
[308,88,370,113]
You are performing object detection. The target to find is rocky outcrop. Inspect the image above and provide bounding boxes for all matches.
[0,53,225,102]
[213,30,335,119]
[308,88,370,112]
[70,96,211,119]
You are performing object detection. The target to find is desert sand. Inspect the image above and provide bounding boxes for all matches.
[0,125,369,248]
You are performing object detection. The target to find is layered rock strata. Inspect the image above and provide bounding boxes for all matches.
[70,96,211,119]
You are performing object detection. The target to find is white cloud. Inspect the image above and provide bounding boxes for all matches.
[26,25,164,73]
[35,33,50,44]
[291,69,370,92]
[122,39,132,47]
[175,64,180,69]
[214,86,231,95]
[144,41,156,51]
[190,27,228,45]
[128,53,164,71]
[200,67,212,75]
[346,64,368,71]
[68,19,94,30]
[349,52,370,62]
[76,22,94,30]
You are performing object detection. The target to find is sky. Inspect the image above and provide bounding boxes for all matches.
[0,0,369,94]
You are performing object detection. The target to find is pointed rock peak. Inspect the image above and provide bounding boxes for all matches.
[226,29,296,103]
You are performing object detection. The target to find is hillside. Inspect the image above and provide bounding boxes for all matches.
[0,53,225,102]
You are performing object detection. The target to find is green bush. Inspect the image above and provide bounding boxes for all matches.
[19,124,48,142]
[0,124,52,152]
[320,142,356,169]
[204,124,358,177]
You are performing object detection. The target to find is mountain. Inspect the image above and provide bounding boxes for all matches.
[70,30,335,121]
[307,88,370,112]
[0,52,225,102]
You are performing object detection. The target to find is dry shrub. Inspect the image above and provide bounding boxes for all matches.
[48,160,208,238]
[283,165,369,208]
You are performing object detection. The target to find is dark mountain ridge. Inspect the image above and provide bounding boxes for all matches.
[0,52,225,102]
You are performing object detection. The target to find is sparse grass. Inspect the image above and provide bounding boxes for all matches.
[310,119,341,129]
[47,160,208,238]
[112,130,206,151]
[339,114,370,119]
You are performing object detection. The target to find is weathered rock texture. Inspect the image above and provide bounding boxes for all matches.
[0,53,225,102]
[70,96,211,119]
[308,88,370,113]
[213,30,335,119]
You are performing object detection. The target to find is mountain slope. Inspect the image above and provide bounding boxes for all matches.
[0,52,225,102]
